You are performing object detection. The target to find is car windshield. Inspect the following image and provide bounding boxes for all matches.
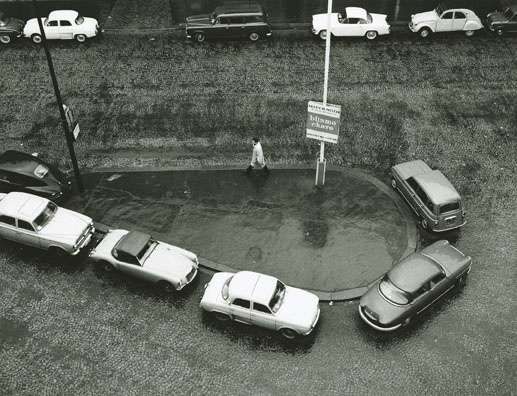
[75,15,84,25]
[136,238,157,263]
[379,274,411,305]
[435,4,445,16]
[268,280,286,313]
[222,276,233,300]
[366,13,372,23]
[504,8,515,18]
[33,201,57,230]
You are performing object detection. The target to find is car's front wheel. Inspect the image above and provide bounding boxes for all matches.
[75,34,87,43]
[280,328,298,340]
[319,30,328,40]
[249,32,259,41]
[31,34,42,44]
[194,32,205,43]
[100,261,115,272]
[158,281,176,293]
[496,28,504,37]
[465,30,475,37]
[419,27,431,38]
[213,312,230,321]
[0,34,11,44]
[50,246,68,257]
[365,31,378,40]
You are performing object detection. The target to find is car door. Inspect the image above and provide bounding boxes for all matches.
[229,298,252,324]
[227,16,245,38]
[44,19,60,39]
[212,16,229,39]
[417,273,450,314]
[401,177,421,213]
[436,11,454,32]
[59,20,74,39]
[251,302,276,330]
[16,219,41,248]
[0,215,17,241]
[114,251,145,279]
[451,12,466,31]
[345,17,363,36]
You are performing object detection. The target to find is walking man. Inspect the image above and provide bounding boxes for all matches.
[244,137,270,176]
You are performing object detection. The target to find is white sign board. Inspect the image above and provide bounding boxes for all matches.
[306,101,341,144]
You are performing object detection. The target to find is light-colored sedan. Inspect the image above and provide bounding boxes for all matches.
[311,7,390,40]
[359,240,472,331]
[89,229,199,292]
[409,4,483,37]
[23,10,101,43]
[200,271,320,339]
[0,191,94,256]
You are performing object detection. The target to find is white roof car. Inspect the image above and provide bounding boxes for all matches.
[0,191,94,256]
[311,7,390,40]
[23,10,101,43]
[200,271,320,339]
[89,229,199,292]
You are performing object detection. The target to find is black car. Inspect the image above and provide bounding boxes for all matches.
[186,1,272,43]
[0,151,72,201]
[0,12,24,44]
[486,5,517,36]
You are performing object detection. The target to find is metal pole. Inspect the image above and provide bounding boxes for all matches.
[31,0,85,193]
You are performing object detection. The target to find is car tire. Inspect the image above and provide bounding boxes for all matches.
[465,30,474,37]
[402,317,411,327]
[213,312,230,321]
[249,32,259,42]
[419,28,431,38]
[456,274,468,287]
[158,280,176,293]
[75,34,87,43]
[280,328,298,340]
[421,219,428,230]
[100,261,115,272]
[496,28,504,37]
[31,34,42,44]
[194,32,205,43]
[319,30,328,40]
[50,246,68,257]
[0,34,11,44]
[365,31,378,40]
[391,178,397,189]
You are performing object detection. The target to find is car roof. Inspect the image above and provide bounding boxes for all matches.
[345,7,367,19]
[388,253,444,293]
[229,271,277,305]
[48,10,79,19]
[215,1,265,16]
[0,192,48,222]
[115,230,151,257]
[413,170,461,204]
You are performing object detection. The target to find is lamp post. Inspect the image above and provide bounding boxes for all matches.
[31,0,84,193]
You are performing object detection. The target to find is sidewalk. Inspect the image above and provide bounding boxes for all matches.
[66,166,417,301]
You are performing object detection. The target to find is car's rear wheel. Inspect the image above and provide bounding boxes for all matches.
[280,328,298,339]
[249,32,259,41]
[194,32,205,43]
[31,34,42,44]
[391,178,397,189]
[465,30,474,37]
[0,35,11,44]
[75,34,86,43]
[100,260,115,272]
[158,281,176,293]
[496,28,504,37]
[213,312,230,321]
[419,27,431,38]
[319,30,328,40]
[50,247,68,257]
[365,31,378,40]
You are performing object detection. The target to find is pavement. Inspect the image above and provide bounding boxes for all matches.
[65,165,417,301]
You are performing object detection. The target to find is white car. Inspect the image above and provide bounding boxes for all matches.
[89,229,199,292]
[311,7,390,40]
[409,4,483,37]
[23,10,101,43]
[0,191,94,256]
[200,271,320,339]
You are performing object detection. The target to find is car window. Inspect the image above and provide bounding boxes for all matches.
[253,303,271,314]
[0,215,16,226]
[215,17,228,25]
[454,12,466,19]
[232,299,250,308]
[407,177,419,192]
[75,15,84,25]
[228,16,243,25]
[245,16,263,23]
[222,276,232,300]
[116,251,140,265]
[430,273,445,288]
[17,220,34,231]
[439,202,460,214]
[379,274,411,305]
[348,18,359,24]
[441,12,454,19]
[47,20,58,27]
[415,189,434,212]
[60,20,72,26]
[358,19,367,24]
[269,280,286,313]
[33,202,57,230]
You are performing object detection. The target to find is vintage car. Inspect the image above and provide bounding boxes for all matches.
[0,11,24,44]
[200,270,320,339]
[0,151,71,201]
[391,160,466,232]
[23,10,101,43]
[311,7,390,40]
[89,229,199,292]
[359,240,472,331]
[409,3,483,37]
[0,191,94,256]
[486,5,517,36]
[186,1,272,43]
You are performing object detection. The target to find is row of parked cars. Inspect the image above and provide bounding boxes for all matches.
[0,150,472,335]
[1,2,516,45]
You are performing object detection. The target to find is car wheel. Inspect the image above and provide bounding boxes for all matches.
[365,31,378,40]
[213,312,230,321]
[421,219,428,230]
[100,261,115,272]
[280,328,298,340]
[0,35,11,44]
[402,317,411,327]
[194,32,205,43]
[75,34,87,43]
[419,28,431,38]
[50,247,68,257]
[456,274,468,287]
[249,32,259,42]
[158,281,176,293]
[31,34,42,44]
[465,30,474,37]
[391,178,397,189]
[496,28,504,37]
[319,30,328,40]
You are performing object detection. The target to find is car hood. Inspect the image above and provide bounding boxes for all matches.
[39,208,92,243]
[276,287,319,328]
[312,13,338,29]
[360,285,407,326]
[186,14,212,26]
[144,243,195,278]
[411,10,438,24]
[1,17,24,32]
[486,12,507,23]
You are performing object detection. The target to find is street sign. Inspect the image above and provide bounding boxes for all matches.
[306,101,341,144]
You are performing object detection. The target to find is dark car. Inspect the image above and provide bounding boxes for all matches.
[359,240,472,331]
[186,1,272,43]
[0,151,71,201]
[0,11,24,44]
[486,5,517,36]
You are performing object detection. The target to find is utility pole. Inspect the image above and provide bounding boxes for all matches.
[31,0,84,193]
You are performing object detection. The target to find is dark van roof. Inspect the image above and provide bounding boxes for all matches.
[218,1,265,15]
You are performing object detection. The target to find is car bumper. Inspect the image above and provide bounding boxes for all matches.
[70,225,95,255]
[408,22,418,33]
[358,305,402,332]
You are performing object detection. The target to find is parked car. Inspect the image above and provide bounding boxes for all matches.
[23,10,101,43]
[89,229,199,292]
[391,160,466,232]
[486,5,517,36]
[311,7,390,40]
[0,150,71,201]
[0,11,24,44]
[200,270,320,339]
[185,1,272,43]
[409,3,483,37]
[359,240,472,331]
[0,191,94,256]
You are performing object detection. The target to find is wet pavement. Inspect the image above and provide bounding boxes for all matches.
[65,166,417,300]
